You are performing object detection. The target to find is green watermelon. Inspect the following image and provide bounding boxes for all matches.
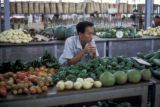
[54,26,67,40]
[127,69,141,83]
[114,71,127,85]
[141,69,151,81]
[100,71,115,86]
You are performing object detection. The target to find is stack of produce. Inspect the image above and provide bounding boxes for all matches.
[53,58,105,83]
[0,29,33,44]
[53,57,151,91]
[0,52,60,97]
[56,78,102,91]
[24,28,55,42]
[26,25,76,41]
[137,26,160,37]
[95,27,141,38]
[102,56,147,71]
[137,50,160,79]
[100,69,151,87]
[0,66,55,97]
[53,25,77,40]
[0,51,60,73]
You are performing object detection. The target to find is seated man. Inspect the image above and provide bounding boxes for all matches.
[59,21,99,65]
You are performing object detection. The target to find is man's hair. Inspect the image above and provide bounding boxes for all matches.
[155,15,159,19]
[76,21,94,34]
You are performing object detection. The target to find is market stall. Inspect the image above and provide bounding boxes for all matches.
[0,0,160,107]
[0,82,151,107]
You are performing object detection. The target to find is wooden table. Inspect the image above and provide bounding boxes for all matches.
[0,82,152,107]
[151,78,160,107]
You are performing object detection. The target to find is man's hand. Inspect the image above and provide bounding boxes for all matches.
[83,43,96,54]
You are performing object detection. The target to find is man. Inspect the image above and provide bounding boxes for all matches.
[59,21,99,65]
[154,15,160,27]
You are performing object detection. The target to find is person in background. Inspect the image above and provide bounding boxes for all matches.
[154,15,160,27]
[59,21,99,66]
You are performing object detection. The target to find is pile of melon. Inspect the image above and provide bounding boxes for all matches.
[99,69,151,87]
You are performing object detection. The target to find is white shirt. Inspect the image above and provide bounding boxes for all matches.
[59,36,99,65]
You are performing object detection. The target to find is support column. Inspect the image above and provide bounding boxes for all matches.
[0,0,2,32]
[145,0,154,29]
[4,0,10,30]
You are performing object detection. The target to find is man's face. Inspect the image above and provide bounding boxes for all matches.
[79,26,94,43]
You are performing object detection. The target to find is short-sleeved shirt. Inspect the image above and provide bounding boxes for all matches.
[59,36,99,65]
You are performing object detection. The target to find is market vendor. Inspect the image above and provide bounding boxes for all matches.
[59,21,99,65]
[154,15,160,27]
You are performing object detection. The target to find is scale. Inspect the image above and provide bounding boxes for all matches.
[116,30,124,38]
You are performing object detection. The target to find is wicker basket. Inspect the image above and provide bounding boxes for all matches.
[63,3,69,14]
[34,2,39,14]
[123,3,128,13]
[56,2,63,14]
[69,3,76,14]
[76,3,83,13]
[94,2,100,13]
[105,3,109,13]
[100,3,106,13]
[22,2,29,14]
[128,4,134,13]
[44,3,51,14]
[16,2,22,14]
[29,2,34,14]
[86,2,94,14]
[119,3,124,13]
[50,3,57,14]
[39,2,45,14]
[10,2,16,14]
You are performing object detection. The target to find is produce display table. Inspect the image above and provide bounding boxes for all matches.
[151,78,160,107]
[0,82,152,107]
[0,37,160,63]
[0,37,107,63]
[105,37,160,57]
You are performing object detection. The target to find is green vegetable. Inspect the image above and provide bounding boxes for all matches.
[141,69,151,81]
[149,51,160,61]
[152,59,160,66]
[127,69,141,83]
[65,74,77,81]
[100,71,115,86]
[144,52,155,59]
[152,69,160,79]
[54,25,67,40]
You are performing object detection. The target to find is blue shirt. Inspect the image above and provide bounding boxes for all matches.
[59,36,99,65]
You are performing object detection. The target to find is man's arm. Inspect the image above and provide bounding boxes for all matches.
[68,50,85,65]
[68,45,96,65]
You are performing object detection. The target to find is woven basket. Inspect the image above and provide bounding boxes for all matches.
[22,2,29,14]
[34,2,39,14]
[44,3,51,14]
[39,2,45,14]
[76,3,83,13]
[10,2,16,14]
[119,3,124,13]
[123,3,128,13]
[50,3,57,14]
[29,2,34,14]
[56,3,63,14]
[100,3,106,13]
[69,3,76,14]
[16,2,22,14]
[63,3,69,14]
[128,4,134,13]
[86,2,94,14]
[94,2,100,13]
